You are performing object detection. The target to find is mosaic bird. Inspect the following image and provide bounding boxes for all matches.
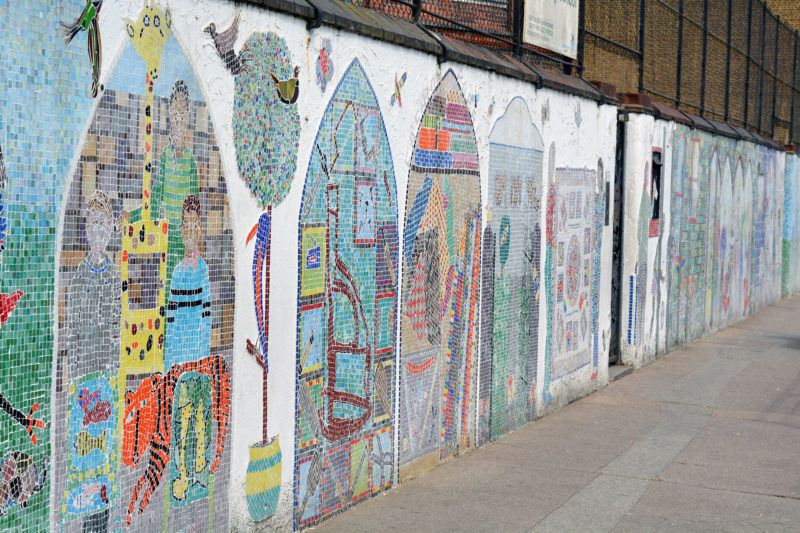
[61,0,103,97]
[204,13,252,76]
[271,66,300,105]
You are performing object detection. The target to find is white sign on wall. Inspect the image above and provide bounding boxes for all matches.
[523,0,579,59]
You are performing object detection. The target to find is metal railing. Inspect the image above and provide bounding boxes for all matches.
[350,0,580,72]
[583,0,800,143]
[352,0,800,144]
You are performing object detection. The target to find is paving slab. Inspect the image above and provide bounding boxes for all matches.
[311,296,800,533]
[612,483,800,533]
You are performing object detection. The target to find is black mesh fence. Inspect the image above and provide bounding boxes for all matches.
[352,0,800,143]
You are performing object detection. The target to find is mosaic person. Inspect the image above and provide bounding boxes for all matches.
[122,79,199,300]
[164,194,211,369]
[67,190,121,377]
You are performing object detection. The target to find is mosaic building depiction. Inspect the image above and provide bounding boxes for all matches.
[399,70,481,468]
[55,4,235,530]
[478,97,542,446]
[294,58,398,530]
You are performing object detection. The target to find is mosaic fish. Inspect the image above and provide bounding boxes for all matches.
[73,429,107,457]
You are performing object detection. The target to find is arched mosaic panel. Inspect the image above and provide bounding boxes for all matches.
[294,58,398,530]
[477,97,542,446]
[55,6,235,530]
[398,70,481,468]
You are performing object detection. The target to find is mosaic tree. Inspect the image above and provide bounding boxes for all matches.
[221,28,301,521]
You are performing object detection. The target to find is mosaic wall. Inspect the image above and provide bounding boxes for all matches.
[0,0,107,529]
[542,144,603,404]
[783,156,800,296]
[477,98,542,446]
[293,58,398,530]
[623,150,667,364]
[55,5,235,530]
[663,126,784,349]
[398,70,481,468]
[16,1,788,531]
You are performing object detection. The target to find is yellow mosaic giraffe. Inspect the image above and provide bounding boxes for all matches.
[119,1,172,378]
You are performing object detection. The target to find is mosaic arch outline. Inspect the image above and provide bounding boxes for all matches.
[478,97,542,446]
[54,4,236,530]
[293,57,398,530]
[398,69,481,468]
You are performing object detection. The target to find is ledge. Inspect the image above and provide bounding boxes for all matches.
[239,0,606,103]
[240,1,786,151]
[620,93,784,151]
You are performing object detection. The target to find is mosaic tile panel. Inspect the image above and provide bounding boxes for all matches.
[398,70,481,468]
[294,58,397,530]
[55,7,235,530]
[1,0,100,530]
[752,147,781,311]
[665,127,784,346]
[666,131,709,346]
[783,156,800,296]
[477,98,542,447]
[626,164,652,352]
[542,150,601,402]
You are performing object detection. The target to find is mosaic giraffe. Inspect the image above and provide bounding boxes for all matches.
[124,0,172,223]
[118,0,172,446]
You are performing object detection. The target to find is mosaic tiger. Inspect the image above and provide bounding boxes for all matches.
[122,355,231,526]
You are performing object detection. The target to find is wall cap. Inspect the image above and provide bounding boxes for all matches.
[238,0,607,103]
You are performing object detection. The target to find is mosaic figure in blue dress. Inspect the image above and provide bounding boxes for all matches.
[164,195,211,369]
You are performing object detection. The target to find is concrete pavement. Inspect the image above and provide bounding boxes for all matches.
[311,295,800,532]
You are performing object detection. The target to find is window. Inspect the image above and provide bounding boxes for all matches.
[649,149,662,237]
[651,149,662,220]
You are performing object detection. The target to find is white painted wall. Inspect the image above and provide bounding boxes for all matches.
[619,114,675,367]
[621,113,790,368]
[50,1,616,530]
